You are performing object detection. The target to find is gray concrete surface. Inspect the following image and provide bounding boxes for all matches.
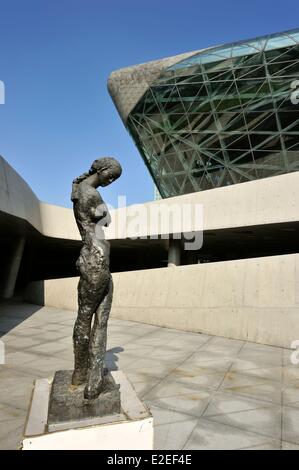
[0,301,299,450]
[26,253,299,348]
[3,154,299,244]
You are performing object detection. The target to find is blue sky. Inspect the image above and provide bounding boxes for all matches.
[0,0,298,208]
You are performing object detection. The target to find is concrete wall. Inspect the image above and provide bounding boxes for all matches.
[25,253,299,349]
[112,169,299,234]
[0,156,80,240]
[2,155,299,243]
[39,202,80,240]
[0,156,42,232]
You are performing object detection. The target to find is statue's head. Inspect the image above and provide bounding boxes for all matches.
[71,157,122,202]
[90,157,122,187]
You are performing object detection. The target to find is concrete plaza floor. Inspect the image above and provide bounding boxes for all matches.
[0,301,299,450]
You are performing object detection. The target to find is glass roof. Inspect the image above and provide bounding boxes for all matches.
[126,28,299,198]
[169,28,299,70]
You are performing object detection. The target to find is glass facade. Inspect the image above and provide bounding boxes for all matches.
[126,29,299,197]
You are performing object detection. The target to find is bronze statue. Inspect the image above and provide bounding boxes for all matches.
[71,157,122,399]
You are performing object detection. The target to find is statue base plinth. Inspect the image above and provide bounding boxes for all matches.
[47,370,121,432]
[21,371,153,450]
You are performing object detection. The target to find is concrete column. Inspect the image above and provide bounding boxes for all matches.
[168,239,181,267]
[2,236,26,299]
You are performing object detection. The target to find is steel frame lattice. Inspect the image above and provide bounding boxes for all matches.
[126,29,299,197]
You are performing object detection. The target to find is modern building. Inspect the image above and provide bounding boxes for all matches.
[107,28,299,265]
[108,28,299,197]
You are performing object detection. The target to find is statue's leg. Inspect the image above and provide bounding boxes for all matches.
[72,277,100,385]
[84,276,113,399]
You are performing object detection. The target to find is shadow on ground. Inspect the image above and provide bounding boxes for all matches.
[0,300,43,337]
[105,347,124,370]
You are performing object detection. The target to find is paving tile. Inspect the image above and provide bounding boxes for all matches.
[9,327,44,337]
[221,371,269,389]
[242,342,283,355]
[51,348,74,361]
[116,345,154,358]
[165,367,225,390]
[124,342,191,360]
[203,391,275,417]
[0,302,292,450]
[129,378,163,399]
[0,384,33,412]
[200,337,244,352]
[28,342,69,355]
[283,367,299,384]
[41,323,67,332]
[55,336,72,345]
[5,350,41,367]
[107,334,140,348]
[0,418,25,450]
[144,376,211,400]
[150,406,200,449]
[282,441,299,449]
[125,356,181,373]
[231,365,282,382]
[125,370,164,384]
[0,364,36,380]
[165,338,213,352]
[0,402,26,422]
[0,428,25,450]
[147,392,212,420]
[0,372,35,393]
[150,404,199,426]
[202,336,243,348]
[1,335,43,349]
[282,383,299,408]
[176,357,232,374]
[231,358,282,374]
[122,324,162,336]
[124,365,172,380]
[124,367,169,382]
[31,331,71,342]
[186,350,235,364]
[154,419,198,450]
[198,346,241,358]
[240,440,281,450]
[135,348,191,363]
[283,349,297,367]
[282,406,299,444]
[106,352,139,370]
[220,371,282,404]
[237,348,282,366]
[24,356,74,377]
[207,405,282,439]
[183,418,272,450]
[128,331,201,349]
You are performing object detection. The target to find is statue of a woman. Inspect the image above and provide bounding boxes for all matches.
[71,157,122,399]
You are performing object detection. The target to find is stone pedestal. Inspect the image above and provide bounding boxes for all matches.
[22,371,153,450]
[48,370,121,431]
